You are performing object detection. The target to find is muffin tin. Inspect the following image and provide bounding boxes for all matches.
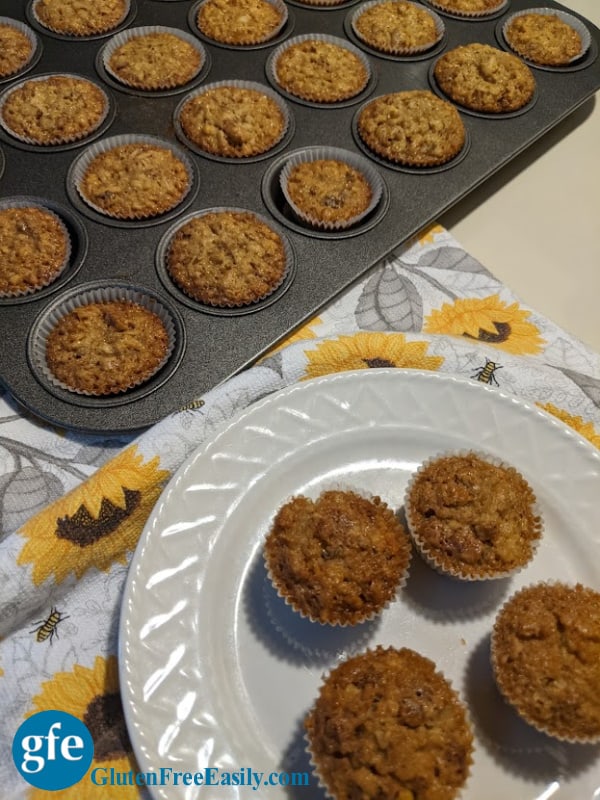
[0,0,599,432]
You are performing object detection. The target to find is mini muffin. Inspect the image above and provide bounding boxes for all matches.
[107,32,202,90]
[358,89,465,166]
[178,85,286,158]
[434,43,536,113]
[283,159,373,227]
[0,22,34,79]
[427,0,505,16]
[353,1,442,55]
[167,210,287,306]
[405,452,542,580]
[197,0,284,45]
[305,646,473,799]
[264,490,411,624]
[79,143,190,220]
[45,300,170,395]
[1,76,107,145]
[492,582,600,742]
[33,0,128,36]
[504,13,584,67]
[274,38,368,103]
[0,206,68,296]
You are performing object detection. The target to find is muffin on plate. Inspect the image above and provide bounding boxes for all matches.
[45,299,171,395]
[305,646,474,799]
[178,85,287,158]
[1,76,107,145]
[166,210,288,307]
[492,582,600,742]
[433,43,536,113]
[0,205,69,297]
[264,490,411,625]
[78,142,190,220]
[106,31,203,90]
[405,451,542,580]
[33,0,128,36]
[273,38,369,103]
[353,1,443,55]
[197,0,285,45]
[0,22,34,79]
[357,89,465,166]
[504,12,585,67]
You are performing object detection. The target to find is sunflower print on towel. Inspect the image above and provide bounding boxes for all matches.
[18,446,170,586]
[304,332,444,379]
[424,295,545,355]
[538,403,600,449]
[26,656,140,800]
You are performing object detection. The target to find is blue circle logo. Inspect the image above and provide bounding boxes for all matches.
[12,711,94,790]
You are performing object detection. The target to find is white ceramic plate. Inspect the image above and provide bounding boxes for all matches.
[120,369,600,800]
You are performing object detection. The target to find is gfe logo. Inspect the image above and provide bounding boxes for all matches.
[12,710,94,790]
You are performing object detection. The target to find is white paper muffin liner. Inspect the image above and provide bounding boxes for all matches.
[72,134,194,220]
[490,581,600,743]
[102,26,206,90]
[268,33,372,103]
[195,0,288,45]
[263,484,412,626]
[175,80,290,158]
[0,73,110,146]
[32,285,176,396]
[280,147,383,230]
[294,0,351,7]
[31,0,131,37]
[0,17,38,79]
[0,199,71,298]
[404,449,543,581]
[502,9,591,66]
[351,0,445,56]
[163,206,293,308]
[305,646,474,797]
[426,0,508,18]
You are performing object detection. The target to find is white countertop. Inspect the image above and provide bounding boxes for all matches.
[440,0,600,353]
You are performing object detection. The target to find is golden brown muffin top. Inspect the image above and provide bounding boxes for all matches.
[285,159,373,225]
[493,583,600,741]
[80,144,190,220]
[275,40,368,103]
[407,452,541,578]
[0,23,33,78]
[34,0,127,36]
[434,43,535,113]
[505,13,583,66]
[354,1,441,54]
[306,646,473,800]
[264,490,411,624]
[46,300,169,395]
[197,0,283,45]
[430,0,504,13]
[167,211,286,306]
[107,32,202,89]
[1,76,107,145]
[0,207,68,296]
[179,87,285,158]
[358,89,465,166]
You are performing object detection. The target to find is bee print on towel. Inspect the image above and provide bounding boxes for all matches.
[471,359,502,386]
[30,607,69,644]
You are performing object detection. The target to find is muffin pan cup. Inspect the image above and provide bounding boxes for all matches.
[0,17,42,84]
[404,449,544,581]
[189,0,290,49]
[423,0,509,21]
[499,8,592,68]
[350,0,446,56]
[0,0,599,432]
[28,0,135,40]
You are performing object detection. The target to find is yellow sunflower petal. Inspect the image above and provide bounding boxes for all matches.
[538,403,600,449]
[18,446,170,586]
[304,332,443,380]
[261,315,323,360]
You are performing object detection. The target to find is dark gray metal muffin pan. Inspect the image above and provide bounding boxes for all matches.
[0,0,599,433]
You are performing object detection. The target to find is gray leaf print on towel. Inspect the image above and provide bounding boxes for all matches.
[355,264,423,332]
[559,368,600,408]
[409,246,491,275]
